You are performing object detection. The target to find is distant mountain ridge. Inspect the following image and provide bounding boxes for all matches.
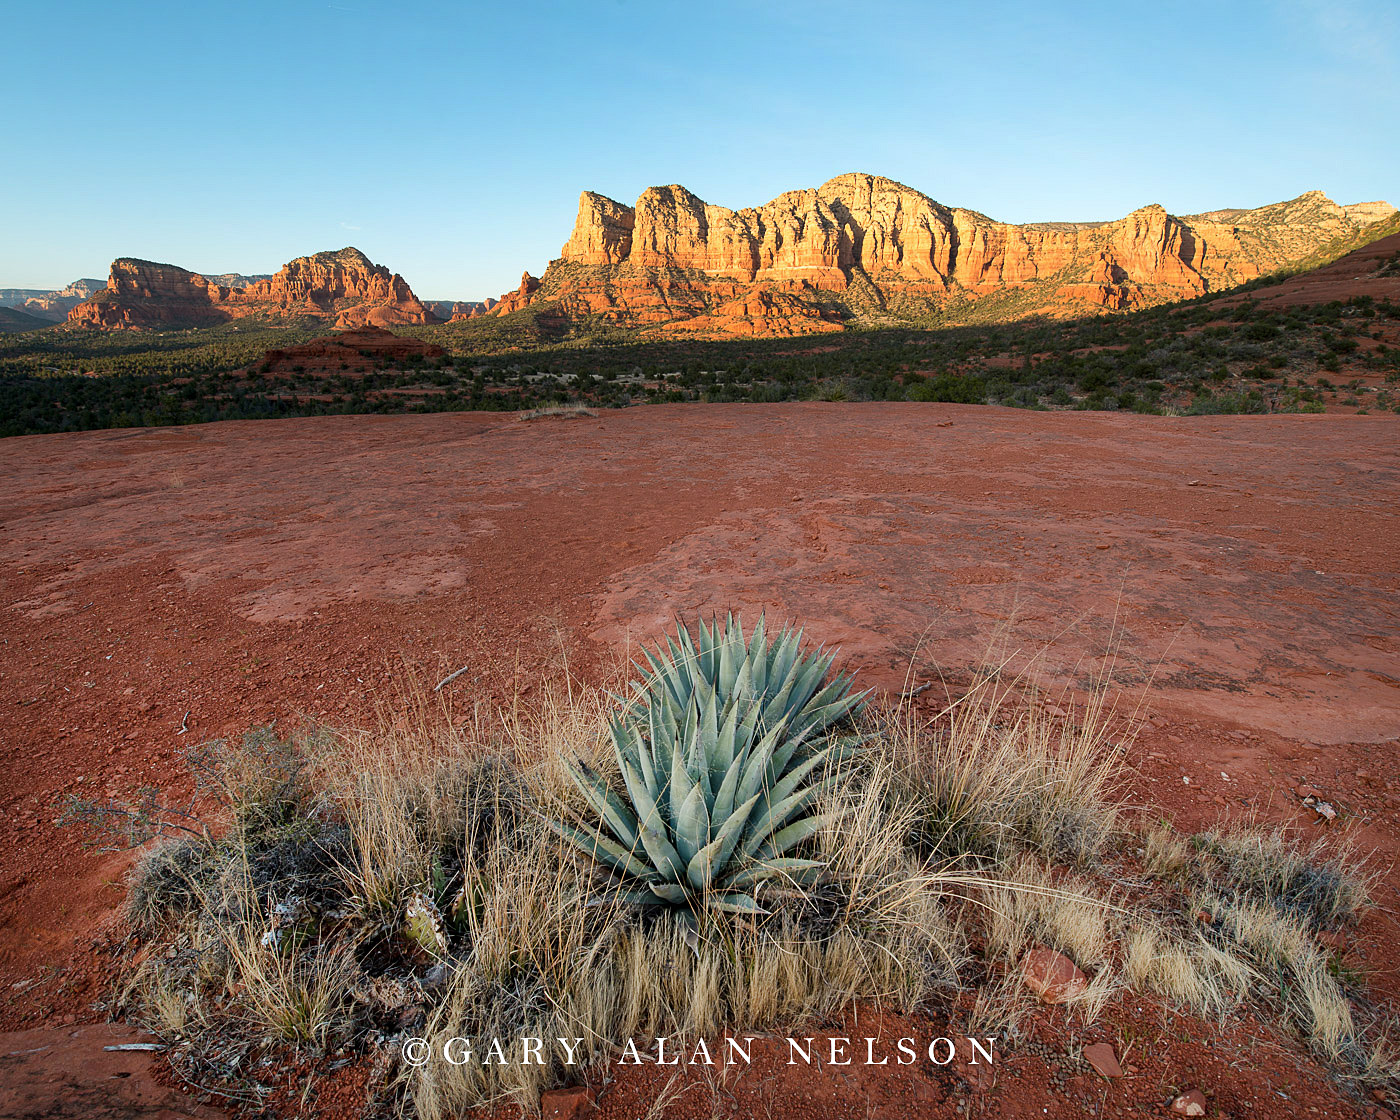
[477,173,1396,336]
[0,279,107,322]
[67,249,437,330]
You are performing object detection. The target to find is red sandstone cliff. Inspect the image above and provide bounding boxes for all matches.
[485,174,1395,336]
[68,248,438,330]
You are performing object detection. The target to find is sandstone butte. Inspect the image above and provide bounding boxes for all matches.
[484,172,1397,337]
[67,247,437,330]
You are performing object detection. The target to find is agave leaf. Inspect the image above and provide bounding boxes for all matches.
[709,890,768,915]
[696,690,719,797]
[565,759,640,849]
[697,618,717,683]
[647,881,690,905]
[620,758,687,882]
[729,652,754,712]
[686,790,762,890]
[767,722,819,782]
[786,653,831,714]
[609,718,640,773]
[718,623,739,698]
[747,614,767,668]
[738,786,820,861]
[674,780,710,871]
[708,703,741,810]
[612,888,668,907]
[733,718,790,809]
[769,627,801,685]
[756,813,830,859]
[720,857,827,890]
[676,907,702,955]
[709,730,749,825]
[668,715,693,827]
[544,815,654,880]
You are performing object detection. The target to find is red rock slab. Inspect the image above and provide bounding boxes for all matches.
[0,401,1398,1037]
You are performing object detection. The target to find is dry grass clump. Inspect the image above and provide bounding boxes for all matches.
[1123,814,1392,1085]
[885,674,1122,868]
[1141,822,1192,884]
[516,403,598,421]
[1122,923,1256,1019]
[1198,824,1374,930]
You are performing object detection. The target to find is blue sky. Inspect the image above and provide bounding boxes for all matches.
[2,0,1396,300]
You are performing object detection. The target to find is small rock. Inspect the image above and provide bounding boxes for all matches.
[541,1085,597,1120]
[1083,1041,1123,1077]
[1020,946,1087,1003]
[1303,795,1338,822]
[1171,1087,1208,1116]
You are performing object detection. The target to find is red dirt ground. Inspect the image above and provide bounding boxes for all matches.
[1,402,1398,1118]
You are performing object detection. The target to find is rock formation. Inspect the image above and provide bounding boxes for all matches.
[482,174,1396,336]
[67,248,438,330]
[424,299,494,321]
[258,326,444,374]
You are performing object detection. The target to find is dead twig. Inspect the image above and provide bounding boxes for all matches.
[434,663,470,692]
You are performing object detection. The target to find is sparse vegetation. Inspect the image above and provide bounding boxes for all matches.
[92,622,1399,1115]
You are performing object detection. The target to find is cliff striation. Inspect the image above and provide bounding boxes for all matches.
[68,248,437,330]
[484,174,1396,336]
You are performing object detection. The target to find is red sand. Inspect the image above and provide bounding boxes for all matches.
[1,402,1398,1117]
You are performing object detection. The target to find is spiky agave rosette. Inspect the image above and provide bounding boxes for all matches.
[551,615,866,937]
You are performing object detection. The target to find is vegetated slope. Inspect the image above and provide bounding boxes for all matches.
[1219,220,1400,308]
[477,173,1396,336]
[0,306,54,333]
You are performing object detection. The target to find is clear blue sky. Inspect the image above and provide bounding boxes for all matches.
[2,0,1395,300]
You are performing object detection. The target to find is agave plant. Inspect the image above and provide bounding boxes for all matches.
[553,616,865,929]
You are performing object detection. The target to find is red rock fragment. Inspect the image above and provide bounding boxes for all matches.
[541,1085,597,1120]
[1170,1087,1208,1116]
[1020,946,1087,1003]
[1083,1041,1123,1077]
